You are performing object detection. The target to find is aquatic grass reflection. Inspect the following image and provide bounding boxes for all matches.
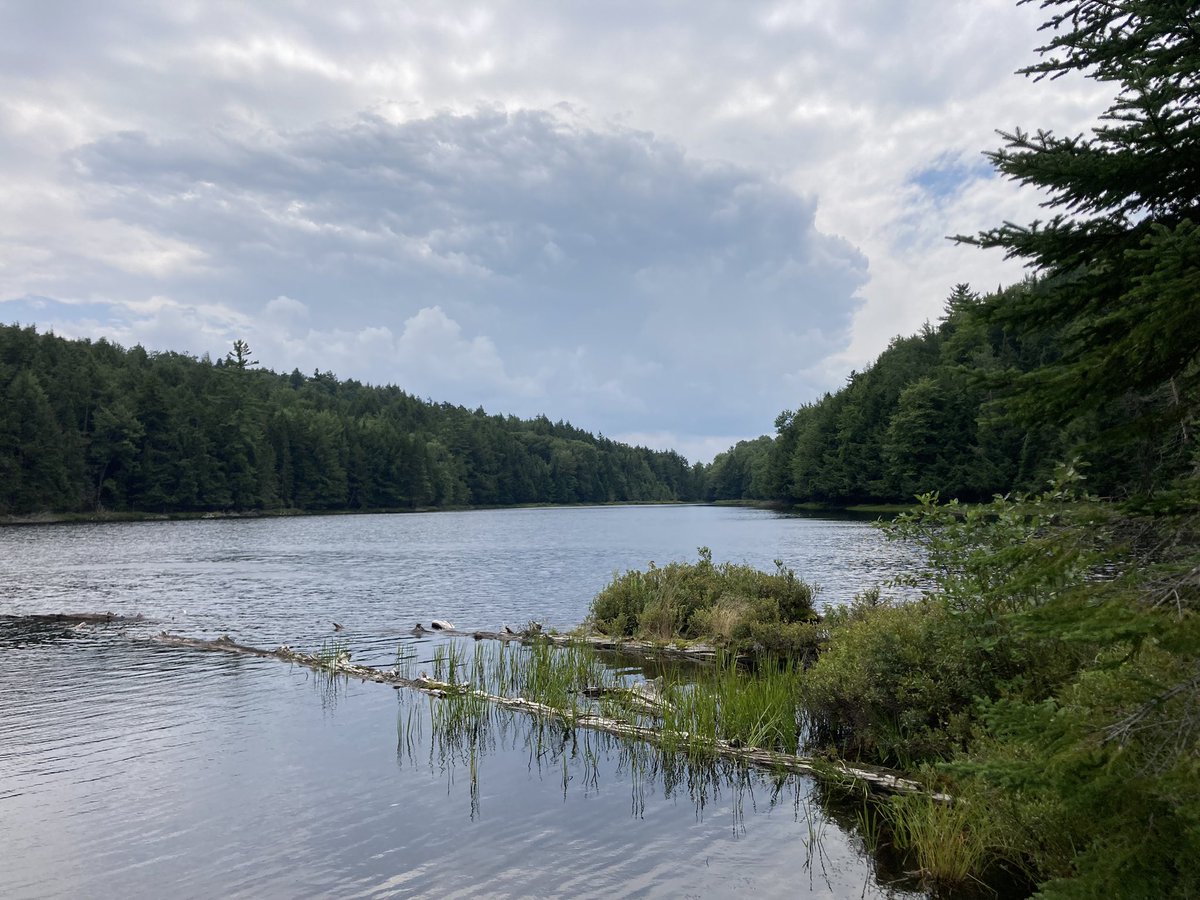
[413,638,811,777]
[394,642,417,680]
[405,638,814,829]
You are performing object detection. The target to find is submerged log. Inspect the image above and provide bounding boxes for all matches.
[545,632,751,664]
[433,623,750,664]
[3,612,145,626]
[152,630,945,799]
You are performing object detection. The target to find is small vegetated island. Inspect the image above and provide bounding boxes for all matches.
[588,547,822,658]
[4,2,1198,898]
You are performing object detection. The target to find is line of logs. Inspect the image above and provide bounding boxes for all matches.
[153,629,945,799]
[417,620,751,664]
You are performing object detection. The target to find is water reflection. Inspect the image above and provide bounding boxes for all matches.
[0,507,930,898]
[388,674,925,898]
[1,620,930,898]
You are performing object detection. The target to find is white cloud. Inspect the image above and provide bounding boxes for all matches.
[0,0,1115,458]
[392,305,539,399]
[264,294,309,319]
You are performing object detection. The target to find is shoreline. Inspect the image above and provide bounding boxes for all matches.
[0,497,913,528]
[711,498,913,515]
[0,499,708,528]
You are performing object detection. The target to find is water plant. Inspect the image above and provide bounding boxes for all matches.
[421,637,807,767]
[315,638,351,672]
[884,795,993,889]
[654,653,804,757]
[393,642,417,679]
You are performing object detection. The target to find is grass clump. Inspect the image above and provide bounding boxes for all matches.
[885,795,995,889]
[656,654,804,755]
[316,638,352,671]
[588,547,820,656]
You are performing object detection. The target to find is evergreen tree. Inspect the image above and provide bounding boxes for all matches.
[962,0,1200,455]
[226,339,258,370]
[1,371,71,513]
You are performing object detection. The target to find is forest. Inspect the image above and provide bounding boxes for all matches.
[704,280,1195,506]
[7,265,1187,520]
[0,327,701,516]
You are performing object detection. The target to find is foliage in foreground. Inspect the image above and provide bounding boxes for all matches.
[795,3,1200,887]
[587,547,820,655]
[802,472,1200,896]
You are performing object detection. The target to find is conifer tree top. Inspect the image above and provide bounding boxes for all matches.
[962,0,1200,428]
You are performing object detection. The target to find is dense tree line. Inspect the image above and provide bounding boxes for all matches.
[0,325,703,516]
[707,279,1194,506]
[796,2,1200,895]
[709,1,1197,513]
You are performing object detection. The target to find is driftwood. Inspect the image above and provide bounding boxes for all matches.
[153,630,945,799]
[421,622,751,664]
[570,679,668,715]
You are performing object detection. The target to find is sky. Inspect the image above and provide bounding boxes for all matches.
[0,1,1112,463]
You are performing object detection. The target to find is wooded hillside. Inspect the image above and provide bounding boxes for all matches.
[0,325,702,516]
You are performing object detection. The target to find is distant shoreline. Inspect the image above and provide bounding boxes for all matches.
[710,498,912,515]
[0,499,706,528]
[0,498,910,528]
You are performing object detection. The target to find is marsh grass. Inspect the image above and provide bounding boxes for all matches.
[423,639,805,768]
[512,640,623,720]
[394,642,417,679]
[411,647,821,833]
[885,795,993,888]
[656,653,803,756]
[854,800,883,858]
[411,637,831,836]
[316,638,351,671]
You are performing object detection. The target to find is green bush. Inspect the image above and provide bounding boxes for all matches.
[587,547,818,652]
[807,473,1200,897]
[799,476,1109,767]
[801,598,978,765]
[739,619,824,659]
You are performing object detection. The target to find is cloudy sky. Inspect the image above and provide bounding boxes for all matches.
[0,1,1110,462]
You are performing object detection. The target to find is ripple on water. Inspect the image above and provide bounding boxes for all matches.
[0,507,926,899]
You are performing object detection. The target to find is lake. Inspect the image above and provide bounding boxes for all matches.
[0,505,926,898]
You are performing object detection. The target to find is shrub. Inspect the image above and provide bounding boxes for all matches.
[739,620,824,660]
[587,547,818,653]
[817,471,1200,897]
[800,598,978,765]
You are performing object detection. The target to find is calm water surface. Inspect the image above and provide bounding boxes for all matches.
[0,505,925,899]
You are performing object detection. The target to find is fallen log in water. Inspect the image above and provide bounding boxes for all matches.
[431,623,750,665]
[2,612,148,649]
[3,612,146,627]
[152,630,945,799]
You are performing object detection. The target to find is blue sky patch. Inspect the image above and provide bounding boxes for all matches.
[910,156,994,201]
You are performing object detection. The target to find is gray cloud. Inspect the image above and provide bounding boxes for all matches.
[0,0,1114,458]
[24,109,866,444]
